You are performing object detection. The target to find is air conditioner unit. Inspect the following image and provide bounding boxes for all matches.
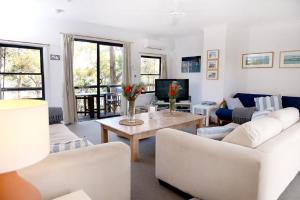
[144,39,166,50]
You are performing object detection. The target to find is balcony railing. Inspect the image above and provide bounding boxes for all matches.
[74,84,122,119]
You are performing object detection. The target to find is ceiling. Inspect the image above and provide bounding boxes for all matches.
[1,0,300,36]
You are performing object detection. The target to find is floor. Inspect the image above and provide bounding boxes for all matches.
[68,120,300,200]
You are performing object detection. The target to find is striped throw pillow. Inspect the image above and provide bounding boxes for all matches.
[254,95,282,111]
[50,137,89,153]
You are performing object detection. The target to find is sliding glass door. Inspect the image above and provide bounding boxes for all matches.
[73,39,123,120]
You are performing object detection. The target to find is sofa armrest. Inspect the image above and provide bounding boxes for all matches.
[156,128,262,200]
[19,142,130,200]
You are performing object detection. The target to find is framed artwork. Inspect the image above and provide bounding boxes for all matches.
[207,60,218,70]
[207,70,218,80]
[181,56,201,73]
[242,52,274,68]
[280,50,300,68]
[207,49,219,60]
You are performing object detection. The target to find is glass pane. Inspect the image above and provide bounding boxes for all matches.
[99,45,123,86]
[141,75,160,92]
[0,46,41,73]
[2,90,42,99]
[73,41,97,89]
[0,74,42,88]
[141,57,160,74]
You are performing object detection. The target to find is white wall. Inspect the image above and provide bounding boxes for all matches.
[201,24,227,102]
[169,35,204,105]
[200,21,300,103]
[237,21,300,97]
[0,17,173,107]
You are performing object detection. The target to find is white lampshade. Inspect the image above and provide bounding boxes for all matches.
[0,100,50,173]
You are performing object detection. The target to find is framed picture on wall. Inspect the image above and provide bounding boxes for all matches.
[242,52,274,68]
[207,70,218,80]
[181,56,201,73]
[207,49,219,60]
[207,60,218,70]
[279,50,300,68]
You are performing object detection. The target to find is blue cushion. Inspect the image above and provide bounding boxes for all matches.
[216,108,233,121]
[282,96,300,111]
[234,93,269,107]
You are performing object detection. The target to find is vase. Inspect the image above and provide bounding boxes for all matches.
[169,98,176,113]
[128,99,136,123]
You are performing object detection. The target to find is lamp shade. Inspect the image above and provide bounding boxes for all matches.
[0,100,50,173]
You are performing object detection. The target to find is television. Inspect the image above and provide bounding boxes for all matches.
[155,79,189,102]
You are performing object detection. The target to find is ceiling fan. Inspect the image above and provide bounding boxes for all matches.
[169,0,185,26]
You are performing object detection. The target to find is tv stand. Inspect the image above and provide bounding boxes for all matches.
[155,100,192,112]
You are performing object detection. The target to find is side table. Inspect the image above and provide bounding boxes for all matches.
[52,190,91,200]
[192,103,217,126]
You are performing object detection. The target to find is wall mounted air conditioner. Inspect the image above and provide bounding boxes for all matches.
[144,39,166,50]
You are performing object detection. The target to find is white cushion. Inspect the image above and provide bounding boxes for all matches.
[225,98,244,110]
[268,107,299,129]
[197,123,239,140]
[223,117,283,148]
[49,124,79,144]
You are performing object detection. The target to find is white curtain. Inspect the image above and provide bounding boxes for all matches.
[62,34,77,124]
[120,42,132,115]
[160,55,168,79]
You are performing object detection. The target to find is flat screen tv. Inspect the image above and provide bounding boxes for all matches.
[155,79,189,102]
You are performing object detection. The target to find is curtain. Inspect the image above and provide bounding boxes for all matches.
[62,34,77,124]
[160,55,168,79]
[120,42,132,115]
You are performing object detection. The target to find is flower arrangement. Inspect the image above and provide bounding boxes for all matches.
[168,81,182,113]
[122,83,145,123]
[122,83,145,101]
[168,81,182,99]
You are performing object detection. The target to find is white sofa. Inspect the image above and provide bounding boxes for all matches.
[156,108,300,200]
[18,124,131,200]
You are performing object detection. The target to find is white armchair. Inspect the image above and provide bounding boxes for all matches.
[18,142,131,200]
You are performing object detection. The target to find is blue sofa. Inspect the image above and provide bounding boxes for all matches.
[216,93,300,123]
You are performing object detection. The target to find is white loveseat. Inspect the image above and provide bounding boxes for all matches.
[156,108,300,200]
[18,124,131,200]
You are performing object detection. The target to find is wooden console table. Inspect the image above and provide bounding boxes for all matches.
[97,110,204,161]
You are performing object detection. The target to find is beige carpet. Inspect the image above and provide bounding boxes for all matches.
[68,120,300,200]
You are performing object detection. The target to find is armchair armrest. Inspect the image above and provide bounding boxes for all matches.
[218,99,227,108]
[156,128,262,200]
[19,142,130,200]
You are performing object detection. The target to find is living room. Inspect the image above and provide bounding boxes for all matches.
[0,0,300,200]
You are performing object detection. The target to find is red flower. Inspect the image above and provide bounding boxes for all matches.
[124,85,132,94]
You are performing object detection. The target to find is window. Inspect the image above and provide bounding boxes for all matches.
[0,43,45,100]
[140,56,161,92]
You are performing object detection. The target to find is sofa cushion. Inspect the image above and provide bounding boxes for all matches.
[50,124,80,144]
[50,137,89,153]
[215,108,233,122]
[225,98,244,110]
[234,93,269,107]
[223,117,283,148]
[254,95,282,111]
[268,107,299,129]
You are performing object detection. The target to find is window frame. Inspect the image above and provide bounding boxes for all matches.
[73,38,124,118]
[0,43,45,100]
[140,55,161,93]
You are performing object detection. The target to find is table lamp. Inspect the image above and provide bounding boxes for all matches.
[0,100,50,200]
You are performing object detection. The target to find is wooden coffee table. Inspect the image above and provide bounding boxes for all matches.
[97,110,204,161]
